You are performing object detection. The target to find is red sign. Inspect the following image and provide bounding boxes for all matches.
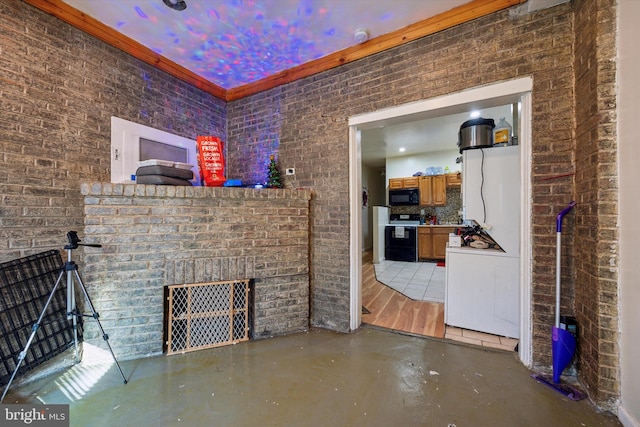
[196,136,226,186]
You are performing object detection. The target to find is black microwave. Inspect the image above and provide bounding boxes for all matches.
[389,188,420,206]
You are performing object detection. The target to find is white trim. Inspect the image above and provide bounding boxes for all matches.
[348,77,533,365]
[619,404,640,427]
[518,91,533,366]
[349,127,363,331]
[618,0,640,421]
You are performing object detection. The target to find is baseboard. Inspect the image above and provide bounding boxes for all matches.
[619,404,640,427]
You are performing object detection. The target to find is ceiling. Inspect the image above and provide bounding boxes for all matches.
[360,104,515,167]
[25,0,528,100]
[61,0,471,89]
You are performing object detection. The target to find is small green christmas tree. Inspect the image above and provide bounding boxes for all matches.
[266,155,283,188]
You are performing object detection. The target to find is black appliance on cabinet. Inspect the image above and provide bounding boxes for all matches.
[385,214,420,262]
[388,188,419,206]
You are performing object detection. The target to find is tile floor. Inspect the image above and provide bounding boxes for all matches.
[374,259,445,303]
[373,259,519,352]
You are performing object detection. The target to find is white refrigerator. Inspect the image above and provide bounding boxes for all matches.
[372,206,389,264]
[462,144,520,255]
[445,144,520,338]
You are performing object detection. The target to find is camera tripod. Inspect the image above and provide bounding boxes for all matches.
[1,231,127,402]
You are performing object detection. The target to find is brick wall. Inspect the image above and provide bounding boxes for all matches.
[574,0,619,409]
[79,183,311,358]
[227,5,578,338]
[226,1,620,406]
[0,0,621,407]
[0,0,226,263]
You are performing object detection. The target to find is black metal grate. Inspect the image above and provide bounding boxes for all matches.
[0,250,82,386]
[164,280,251,355]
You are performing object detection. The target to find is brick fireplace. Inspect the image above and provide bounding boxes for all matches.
[78,183,311,359]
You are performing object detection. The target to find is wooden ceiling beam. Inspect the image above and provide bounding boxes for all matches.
[23,0,525,102]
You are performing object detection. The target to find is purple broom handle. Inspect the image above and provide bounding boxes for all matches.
[556,201,576,232]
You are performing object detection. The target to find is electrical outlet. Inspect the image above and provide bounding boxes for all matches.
[286,168,295,176]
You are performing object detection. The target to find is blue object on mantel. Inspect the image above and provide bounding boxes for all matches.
[224,179,243,187]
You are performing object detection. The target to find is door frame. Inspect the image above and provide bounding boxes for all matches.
[348,77,534,366]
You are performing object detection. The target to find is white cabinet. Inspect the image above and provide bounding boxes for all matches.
[445,247,519,338]
[451,145,521,338]
[462,145,520,255]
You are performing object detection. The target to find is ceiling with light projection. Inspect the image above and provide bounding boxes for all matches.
[61,0,470,89]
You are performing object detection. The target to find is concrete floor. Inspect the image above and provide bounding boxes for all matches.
[3,327,621,427]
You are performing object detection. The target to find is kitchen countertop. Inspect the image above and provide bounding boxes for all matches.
[446,245,515,257]
[385,224,463,228]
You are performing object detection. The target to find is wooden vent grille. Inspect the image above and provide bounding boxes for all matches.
[164,280,250,355]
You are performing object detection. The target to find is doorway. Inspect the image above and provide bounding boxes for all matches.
[348,78,533,366]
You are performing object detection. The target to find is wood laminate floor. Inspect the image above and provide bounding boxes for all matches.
[361,251,445,338]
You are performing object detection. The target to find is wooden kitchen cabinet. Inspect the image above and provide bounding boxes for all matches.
[419,175,446,206]
[418,226,455,260]
[418,228,432,259]
[432,227,455,258]
[446,172,462,187]
[389,178,404,189]
[402,176,419,188]
[419,176,432,205]
[389,177,419,189]
[432,175,446,205]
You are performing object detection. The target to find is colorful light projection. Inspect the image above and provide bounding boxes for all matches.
[63,0,467,89]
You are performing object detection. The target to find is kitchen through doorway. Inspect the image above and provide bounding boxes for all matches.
[348,78,533,366]
[361,249,519,351]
